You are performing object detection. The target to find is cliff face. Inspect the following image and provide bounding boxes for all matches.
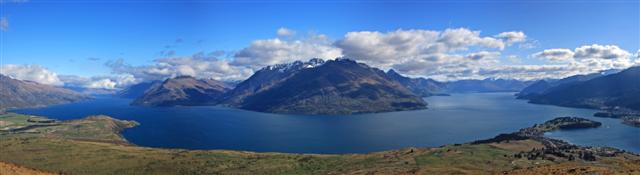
[0,75,88,110]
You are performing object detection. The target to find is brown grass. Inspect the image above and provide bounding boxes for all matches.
[0,161,55,175]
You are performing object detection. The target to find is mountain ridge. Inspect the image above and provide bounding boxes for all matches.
[0,74,88,110]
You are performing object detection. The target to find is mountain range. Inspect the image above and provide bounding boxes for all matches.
[4,59,636,115]
[124,58,546,114]
[226,59,426,114]
[520,67,640,110]
[516,69,619,99]
[129,59,427,114]
[0,75,88,110]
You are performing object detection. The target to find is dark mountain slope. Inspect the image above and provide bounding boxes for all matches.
[528,66,640,110]
[517,70,617,99]
[0,75,88,110]
[220,58,325,105]
[234,59,427,115]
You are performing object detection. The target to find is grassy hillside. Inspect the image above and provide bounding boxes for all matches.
[0,113,638,175]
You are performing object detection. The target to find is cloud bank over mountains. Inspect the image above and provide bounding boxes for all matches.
[2,27,638,89]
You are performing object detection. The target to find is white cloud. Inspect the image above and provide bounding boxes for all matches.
[276,27,296,37]
[574,44,631,60]
[86,79,117,89]
[438,28,506,50]
[233,34,342,69]
[334,28,510,70]
[532,48,575,62]
[532,44,635,68]
[465,51,500,61]
[59,74,136,89]
[0,17,8,31]
[496,31,527,45]
[108,52,254,82]
[0,64,62,85]
[526,44,636,79]
[506,55,522,64]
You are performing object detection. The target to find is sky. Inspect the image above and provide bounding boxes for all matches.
[1,0,639,89]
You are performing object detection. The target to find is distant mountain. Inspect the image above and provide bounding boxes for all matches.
[516,80,552,99]
[517,70,618,99]
[0,74,88,110]
[385,69,447,96]
[444,79,532,93]
[527,66,640,110]
[225,59,427,115]
[131,76,230,106]
[117,81,160,99]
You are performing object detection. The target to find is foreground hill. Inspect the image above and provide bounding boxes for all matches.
[228,59,427,114]
[131,76,230,106]
[386,69,447,96]
[527,66,640,111]
[1,113,637,175]
[0,75,87,110]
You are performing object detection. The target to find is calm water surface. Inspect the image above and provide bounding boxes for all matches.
[12,93,639,154]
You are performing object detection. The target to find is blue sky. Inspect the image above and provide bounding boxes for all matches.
[1,0,639,88]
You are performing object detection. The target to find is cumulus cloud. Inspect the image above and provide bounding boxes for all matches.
[233,33,342,69]
[506,55,522,64]
[526,44,637,79]
[334,28,512,69]
[276,27,296,37]
[59,74,135,89]
[465,51,500,61]
[438,28,506,50]
[496,31,526,45]
[532,44,634,67]
[108,52,254,82]
[0,64,62,85]
[0,17,8,31]
[532,48,575,62]
[574,44,631,60]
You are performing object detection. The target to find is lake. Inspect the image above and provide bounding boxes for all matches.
[12,92,639,154]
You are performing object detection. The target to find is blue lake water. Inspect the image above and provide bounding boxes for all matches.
[11,92,639,154]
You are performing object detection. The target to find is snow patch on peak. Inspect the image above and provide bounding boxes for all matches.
[262,58,326,72]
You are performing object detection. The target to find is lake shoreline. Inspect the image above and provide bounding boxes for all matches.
[2,113,638,174]
[10,92,638,154]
